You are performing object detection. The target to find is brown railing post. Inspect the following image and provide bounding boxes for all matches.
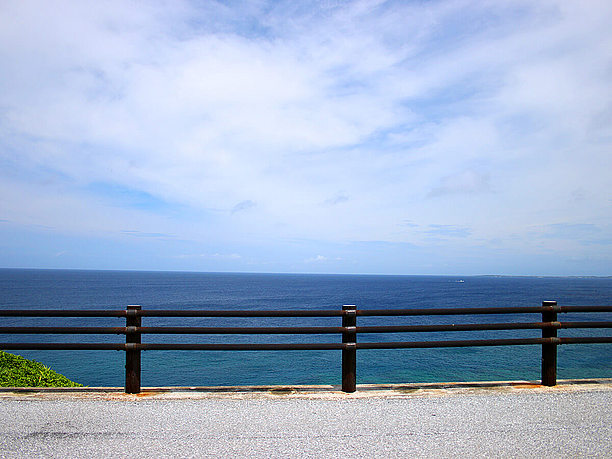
[125,305,141,394]
[342,304,357,393]
[541,300,557,386]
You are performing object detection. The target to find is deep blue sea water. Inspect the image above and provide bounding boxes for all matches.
[1,269,611,387]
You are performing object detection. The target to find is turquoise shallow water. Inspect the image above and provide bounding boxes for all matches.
[1,269,611,386]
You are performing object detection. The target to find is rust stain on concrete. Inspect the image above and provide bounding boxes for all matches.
[1,379,610,401]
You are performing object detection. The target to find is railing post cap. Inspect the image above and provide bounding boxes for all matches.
[127,305,141,309]
[542,300,557,306]
[342,304,356,310]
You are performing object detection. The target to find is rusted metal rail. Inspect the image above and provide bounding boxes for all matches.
[1,301,611,394]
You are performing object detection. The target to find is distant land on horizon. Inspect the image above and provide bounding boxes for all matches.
[1,267,610,279]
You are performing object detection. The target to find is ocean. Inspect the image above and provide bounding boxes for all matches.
[1,269,611,387]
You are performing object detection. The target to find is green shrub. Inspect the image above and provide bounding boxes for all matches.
[0,351,82,387]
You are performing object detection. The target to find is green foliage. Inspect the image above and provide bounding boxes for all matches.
[0,351,82,387]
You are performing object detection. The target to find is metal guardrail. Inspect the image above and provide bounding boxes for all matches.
[1,301,611,393]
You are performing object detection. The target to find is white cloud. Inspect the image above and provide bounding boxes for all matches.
[174,253,242,260]
[428,169,492,197]
[305,255,328,263]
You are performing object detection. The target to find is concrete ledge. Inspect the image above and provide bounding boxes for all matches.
[1,378,611,400]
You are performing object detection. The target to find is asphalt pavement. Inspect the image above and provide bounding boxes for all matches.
[1,382,611,458]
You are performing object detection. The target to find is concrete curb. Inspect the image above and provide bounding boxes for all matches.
[1,378,611,400]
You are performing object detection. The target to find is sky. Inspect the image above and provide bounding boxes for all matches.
[1,0,611,276]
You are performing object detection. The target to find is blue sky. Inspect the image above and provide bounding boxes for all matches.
[1,0,611,275]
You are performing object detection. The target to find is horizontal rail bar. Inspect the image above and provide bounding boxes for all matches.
[356,306,612,316]
[357,338,551,348]
[357,307,545,316]
[0,343,125,350]
[0,327,127,334]
[129,326,344,334]
[559,321,612,329]
[0,326,345,334]
[357,321,612,333]
[1,322,611,335]
[557,306,612,313]
[356,337,612,348]
[558,337,612,344]
[137,343,346,350]
[0,342,345,351]
[138,326,345,334]
[0,309,343,318]
[137,310,344,317]
[0,309,127,317]
[2,337,611,351]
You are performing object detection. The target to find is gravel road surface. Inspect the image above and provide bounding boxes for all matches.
[1,384,610,458]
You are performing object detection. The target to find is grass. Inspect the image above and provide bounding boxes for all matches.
[0,351,83,387]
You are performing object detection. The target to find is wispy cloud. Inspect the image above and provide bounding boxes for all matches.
[305,255,328,263]
[174,253,242,260]
[121,230,175,239]
[541,223,612,246]
[323,194,349,206]
[428,170,491,197]
[424,225,472,238]
[305,254,343,263]
[231,200,257,214]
